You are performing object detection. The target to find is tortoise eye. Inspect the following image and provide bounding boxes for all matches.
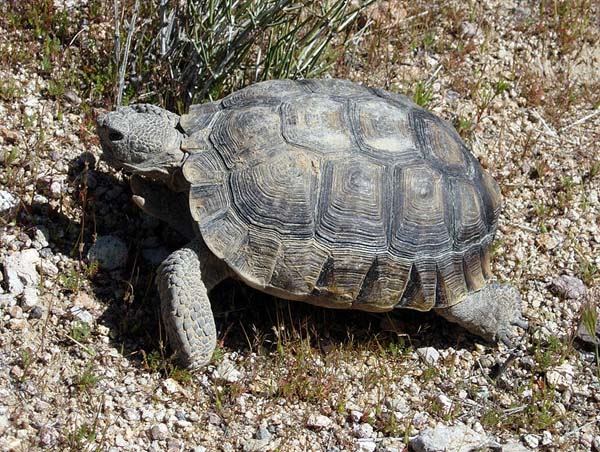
[108,130,123,141]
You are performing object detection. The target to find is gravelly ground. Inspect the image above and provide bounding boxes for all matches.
[1,1,599,451]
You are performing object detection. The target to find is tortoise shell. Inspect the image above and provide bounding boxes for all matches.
[178,79,502,312]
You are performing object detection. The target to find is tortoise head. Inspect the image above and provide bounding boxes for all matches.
[96,104,186,187]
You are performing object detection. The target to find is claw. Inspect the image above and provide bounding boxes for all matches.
[512,318,529,330]
[498,332,514,347]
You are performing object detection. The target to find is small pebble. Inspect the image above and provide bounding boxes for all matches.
[417,347,440,365]
[523,434,539,449]
[0,190,19,218]
[150,423,169,441]
[307,414,333,430]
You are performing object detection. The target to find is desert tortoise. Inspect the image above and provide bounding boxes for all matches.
[96,78,527,369]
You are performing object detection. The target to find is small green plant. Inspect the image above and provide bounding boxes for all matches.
[421,366,438,382]
[533,200,549,233]
[71,321,92,343]
[84,260,100,279]
[580,303,599,379]
[64,423,98,451]
[76,363,100,391]
[59,268,83,292]
[0,78,24,101]
[579,259,598,286]
[455,115,473,138]
[169,367,193,384]
[480,407,502,429]
[533,334,565,371]
[413,81,433,108]
[143,350,162,373]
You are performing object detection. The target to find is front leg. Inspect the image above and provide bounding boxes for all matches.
[156,238,219,369]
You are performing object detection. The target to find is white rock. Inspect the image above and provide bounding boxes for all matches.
[546,363,575,391]
[150,423,169,441]
[3,249,41,295]
[417,347,440,365]
[386,396,409,413]
[214,360,243,383]
[87,235,128,270]
[355,438,377,452]
[39,259,59,277]
[49,181,62,198]
[307,414,333,429]
[541,430,553,446]
[69,306,94,324]
[409,423,491,452]
[412,412,429,429]
[523,434,539,448]
[242,438,271,452]
[436,393,453,414]
[162,378,182,394]
[0,293,17,308]
[21,286,39,311]
[0,190,19,218]
[124,408,140,421]
[354,422,374,438]
[33,227,49,248]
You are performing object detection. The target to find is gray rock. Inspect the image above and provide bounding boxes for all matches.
[256,424,271,441]
[242,438,271,452]
[409,423,491,452]
[354,422,374,439]
[0,190,19,218]
[3,249,41,295]
[29,305,46,319]
[150,423,169,441]
[577,309,599,346]
[87,235,128,270]
[551,275,587,300]
[417,347,440,366]
[501,440,532,451]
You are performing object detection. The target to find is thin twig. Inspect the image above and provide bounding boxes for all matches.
[425,64,443,87]
[561,107,600,131]
[113,0,120,73]
[65,334,96,356]
[531,109,558,137]
[117,0,140,107]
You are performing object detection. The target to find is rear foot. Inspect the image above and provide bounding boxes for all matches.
[437,282,528,346]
